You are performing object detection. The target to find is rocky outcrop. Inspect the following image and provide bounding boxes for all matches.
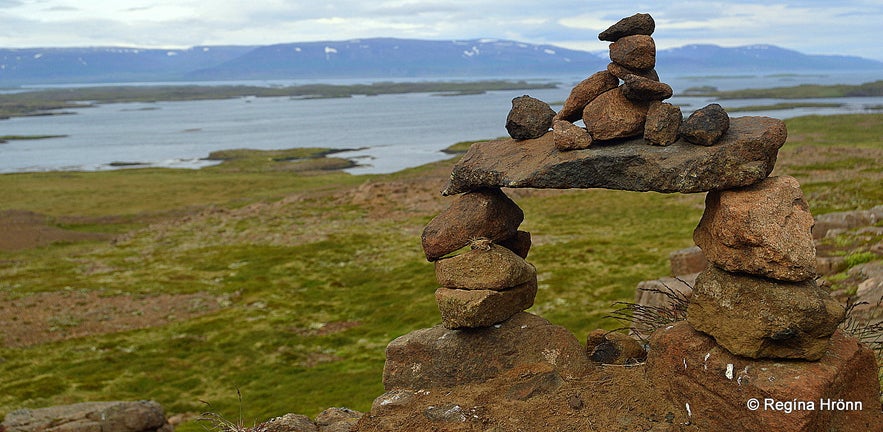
[1,401,172,432]
[443,116,787,195]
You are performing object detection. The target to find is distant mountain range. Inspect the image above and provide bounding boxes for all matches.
[2,38,881,86]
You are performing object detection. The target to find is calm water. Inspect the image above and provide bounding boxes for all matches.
[1,71,881,174]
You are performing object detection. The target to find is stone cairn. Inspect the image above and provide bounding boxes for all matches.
[378,13,881,431]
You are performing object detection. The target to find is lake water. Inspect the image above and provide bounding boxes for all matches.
[1,71,881,174]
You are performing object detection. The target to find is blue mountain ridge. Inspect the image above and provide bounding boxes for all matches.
[1,38,880,85]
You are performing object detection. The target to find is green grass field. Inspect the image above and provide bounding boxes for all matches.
[0,113,880,428]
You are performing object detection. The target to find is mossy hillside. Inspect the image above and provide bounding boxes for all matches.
[0,114,880,428]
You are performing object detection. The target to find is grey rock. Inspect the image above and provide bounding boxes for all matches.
[681,104,730,146]
[256,414,317,432]
[315,408,361,432]
[2,401,171,432]
[442,116,787,195]
[505,95,555,140]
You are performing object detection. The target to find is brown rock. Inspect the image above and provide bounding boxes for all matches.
[315,408,362,432]
[256,414,318,432]
[609,35,656,71]
[1,401,172,432]
[598,13,655,41]
[421,188,523,261]
[554,71,620,122]
[686,265,845,360]
[668,246,706,276]
[435,277,537,329]
[434,243,536,290]
[643,101,682,146]
[681,103,730,146]
[582,87,650,141]
[622,74,672,102]
[646,322,883,432]
[505,368,564,401]
[607,62,659,81]
[498,230,531,259]
[443,116,787,195]
[553,119,593,151]
[694,176,817,282]
[505,95,555,140]
[382,312,592,390]
[586,330,647,364]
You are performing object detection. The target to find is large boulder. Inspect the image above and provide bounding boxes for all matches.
[505,95,555,140]
[2,401,172,432]
[421,188,523,261]
[646,322,883,432]
[554,71,620,122]
[442,116,787,195]
[686,265,844,360]
[693,176,817,282]
[582,87,650,141]
[382,312,591,390]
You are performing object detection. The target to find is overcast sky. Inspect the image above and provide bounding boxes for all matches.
[2,0,882,60]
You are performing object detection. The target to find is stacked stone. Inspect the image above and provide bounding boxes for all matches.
[503,13,731,151]
[687,175,845,360]
[421,188,537,329]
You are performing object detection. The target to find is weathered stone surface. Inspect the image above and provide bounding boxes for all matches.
[582,87,650,141]
[315,408,362,432]
[435,277,537,329]
[498,230,531,259]
[586,330,646,364]
[812,205,883,239]
[505,95,555,140]
[598,13,655,41]
[643,101,682,146]
[256,414,318,432]
[669,246,706,276]
[2,401,172,432]
[646,322,883,432]
[382,312,591,390]
[553,119,593,151]
[434,243,536,290]
[554,71,619,122]
[607,62,659,81]
[681,103,730,145]
[421,188,523,261]
[686,265,845,360]
[621,74,672,101]
[694,176,817,282]
[442,116,787,195]
[609,35,656,71]
[505,368,563,401]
